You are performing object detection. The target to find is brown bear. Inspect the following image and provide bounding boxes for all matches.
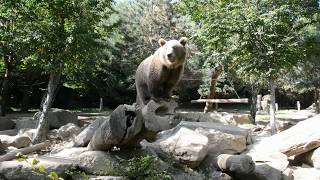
[135,37,187,107]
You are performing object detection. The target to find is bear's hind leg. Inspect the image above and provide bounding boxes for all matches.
[136,84,150,107]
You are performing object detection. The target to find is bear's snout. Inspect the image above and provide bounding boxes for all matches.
[167,52,176,62]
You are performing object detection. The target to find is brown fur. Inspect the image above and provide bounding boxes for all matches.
[135,38,187,107]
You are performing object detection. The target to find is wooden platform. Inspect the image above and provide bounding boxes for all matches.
[191,98,249,104]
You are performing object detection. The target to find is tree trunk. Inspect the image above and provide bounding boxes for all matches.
[214,154,255,174]
[315,89,320,114]
[99,97,103,112]
[250,85,258,124]
[0,53,13,117]
[0,70,10,116]
[32,69,62,144]
[269,78,277,135]
[21,88,31,112]
[204,65,223,113]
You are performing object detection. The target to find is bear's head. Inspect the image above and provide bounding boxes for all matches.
[158,37,187,69]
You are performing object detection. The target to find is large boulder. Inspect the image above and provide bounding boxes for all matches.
[34,108,78,129]
[14,118,37,130]
[196,127,247,155]
[0,135,31,148]
[0,119,15,131]
[151,127,209,168]
[177,112,254,125]
[167,121,252,145]
[77,151,126,175]
[73,117,107,147]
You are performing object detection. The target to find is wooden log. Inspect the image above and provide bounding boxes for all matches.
[88,104,143,150]
[305,147,320,168]
[214,154,255,174]
[0,140,50,162]
[191,98,249,104]
[249,114,320,157]
[295,147,320,168]
[88,100,181,150]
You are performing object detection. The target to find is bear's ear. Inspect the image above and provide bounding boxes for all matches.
[179,37,187,46]
[158,38,166,47]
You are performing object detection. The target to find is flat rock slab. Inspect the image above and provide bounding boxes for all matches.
[177,112,253,125]
[160,121,251,144]
[196,128,247,154]
[0,156,74,180]
[249,114,320,156]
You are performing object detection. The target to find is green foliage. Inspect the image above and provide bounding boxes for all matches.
[16,153,28,162]
[65,166,89,180]
[124,155,172,180]
[48,172,60,180]
[178,0,319,89]
[279,13,320,94]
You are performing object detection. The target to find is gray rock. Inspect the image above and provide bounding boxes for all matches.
[168,166,232,180]
[195,127,247,154]
[57,123,81,139]
[236,163,282,180]
[157,127,209,168]
[0,156,74,180]
[0,119,15,131]
[0,129,17,136]
[221,114,253,125]
[34,108,78,129]
[14,118,37,130]
[0,135,31,148]
[159,121,251,145]
[245,151,289,172]
[176,112,224,123]
[254,163,282,180]
[177,112,254,125]
[77,151,123,176]
[73,117,107,147]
